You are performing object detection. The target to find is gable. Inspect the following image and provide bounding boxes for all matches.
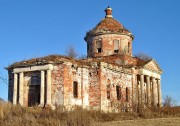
[143,60,162,73]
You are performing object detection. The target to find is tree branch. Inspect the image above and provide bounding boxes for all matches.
[0,73,8,86]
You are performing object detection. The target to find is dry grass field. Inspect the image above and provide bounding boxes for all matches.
[0,102,180,126]
[97,117,180,126]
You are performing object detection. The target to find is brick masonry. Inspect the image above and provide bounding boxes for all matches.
[7,7,162,111]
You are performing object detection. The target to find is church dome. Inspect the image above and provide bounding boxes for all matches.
[85,7,134,41]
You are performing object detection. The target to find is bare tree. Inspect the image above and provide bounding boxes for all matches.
[78,54,87,60]
[134,52,152,61]
[0,73,8,86]
[65,45,79,58]
[163,95,176,107]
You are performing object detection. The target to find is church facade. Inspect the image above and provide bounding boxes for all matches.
[7,7,162,112]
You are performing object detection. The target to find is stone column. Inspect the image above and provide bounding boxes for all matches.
[13,74,18,105]
[152,77,156,106]
[40,71,45,106]
[146,76,151,107]
[46,70,52,105]
[140,75,145,107]
[157,79,162,107]
[131,68,137,107]
[137,75,140,106]
[19,72,24,106]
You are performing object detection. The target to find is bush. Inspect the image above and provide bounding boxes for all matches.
[163,95,176,107]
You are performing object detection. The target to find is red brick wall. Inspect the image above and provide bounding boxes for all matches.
[99,63,132,111]
[88,64,101,109]
[87,34,132,58]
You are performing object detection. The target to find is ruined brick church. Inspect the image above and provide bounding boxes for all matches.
[7,7,162,112]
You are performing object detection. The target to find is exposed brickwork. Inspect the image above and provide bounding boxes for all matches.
[88,63,101,109]
[7,7,162,111]
[100,63,132,112]
[87,34,133,57]
[51,64,64,106]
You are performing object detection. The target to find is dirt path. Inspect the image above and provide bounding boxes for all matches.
[95,117,180,126]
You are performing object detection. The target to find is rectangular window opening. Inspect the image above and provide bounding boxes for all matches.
[107,85,110,99]
[73,81,78,98]
[126,87,129,102]
[128,42,130,53]
[96,41,102,53]
[116,86,121,100]
[114,50,119,53]
[87,43,90,51]
[114,40,119,53]
[97,48,102,53]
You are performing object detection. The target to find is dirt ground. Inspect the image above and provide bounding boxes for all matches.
[95,117,180,126]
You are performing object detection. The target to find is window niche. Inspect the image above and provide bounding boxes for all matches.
[114,39,119,53]
[126,87,129,102]
[128,42,131,53]
[107,79,111,99]
[96,41,102,53]
[116,85,121,100]
[73,81,78,98]
[87,43,90,51]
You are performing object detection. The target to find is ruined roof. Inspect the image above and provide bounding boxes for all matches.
[84,7,134,41]
[8,54,162,73]
[7,54,152,71]
[84,54,149,68]
[7,55,83,69]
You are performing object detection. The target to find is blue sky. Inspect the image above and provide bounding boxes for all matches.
[0,0,180,105]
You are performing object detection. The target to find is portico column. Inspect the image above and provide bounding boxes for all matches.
[19,72,24,105]
[140,74,145,106]
[137,75,140,106]
[46,70,52,105]
[40,71,45,106]
[157,79,162,107]
[152,77,156,106]
[131,68,137,107]
[146,76,151,107]
[13,74,18,105]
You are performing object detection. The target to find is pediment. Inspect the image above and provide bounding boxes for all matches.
[143,60,162,73]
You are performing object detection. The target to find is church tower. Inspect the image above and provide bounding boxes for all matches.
[85,7,134,58]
